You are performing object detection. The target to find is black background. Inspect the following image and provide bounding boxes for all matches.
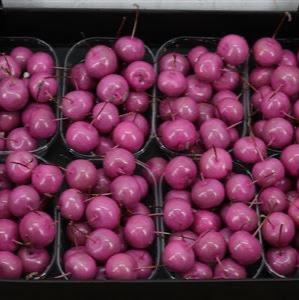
[0,7,299,300]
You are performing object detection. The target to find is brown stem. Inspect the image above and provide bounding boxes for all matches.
[272,12,292,39]
[216,256,227,278]
[131,4,140,39]
[54,272,71,279]
[278,224,283,246]
[250,135,264,162]
[9,161,30,169]
[148,213,163,217]
[90,102,108,125]
[267,136,276,147]
[116,16,127,38]
[213,145,218,162]
[227,121,242,129]
[36,80,45,101]
[254,217,266,237]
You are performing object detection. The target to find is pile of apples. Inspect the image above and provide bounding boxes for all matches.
[157,34,248,154]
[62,32,155,156]
[0,47,58,153]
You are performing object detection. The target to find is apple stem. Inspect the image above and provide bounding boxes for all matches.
[44,193,54,198]
[9,161,30,169]
[136,264,164,271]
[54,117,68,122]
[69,76,79,91]
[200,172,205,181]
[12,239,26,246]
[26,272,39,280]
[173,54,177,67]
[132,112,138,123]
[272,11,292,39]
[1,53,12,76]
[154,230,171,236]
[241,76,258,92]
[266,136,276,147]
[283,112,297,121]
[53,66,70,70]
[45,90,55,101]
[147,212,163,217]
[54,272,71,279]
[227,120,242,129]
[254,217,266,237]
[69,222,90,237]
[36,80,45,101]
[250,135,264,161]
[216,256,227,278]
[90,101,108,125]
[83,196,97,203]
[249,193,260,208]
[213,145,218,162]
[266,84,283,101]
[278,223,284,246]
[120,112,134,117]
[131,4,140,39]
[116,16,127,38]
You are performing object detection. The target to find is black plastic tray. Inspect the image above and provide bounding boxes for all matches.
[159,161,265,279]
[56,158,163,280]
[61,37,155,159]
[0,7,299,300]
[154,36,249,157]
[0,154,59,280]
[247,37,299,155]
[0,36,60,157]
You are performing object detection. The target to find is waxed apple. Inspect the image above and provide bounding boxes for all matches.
[162,240,195,273]
[84,45,118,79]
[159,52,190,75]
[69,63,97,91]
[199,148,232,180]
[217,34,249,65]
[253,37,282,67]
[191,178,225,209]
[164,156,197,190]
[224,203,258,233]
[252,158,285,188]
[163,199,194,232]
[259,187,288,214]
[193,231,226,263]
[228,231,261,265]
[225,174,255,203]
[193,210,221,235]
[158,70,187,97]
[85,196,121,230]
[262,212,295,247]
[233,136,266,164]
[66,121,99,153]
[185,75,212,103]
[194,52,223,82]
[159,118,197,152]
[103,148,136,178]
[86,228,121,262]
